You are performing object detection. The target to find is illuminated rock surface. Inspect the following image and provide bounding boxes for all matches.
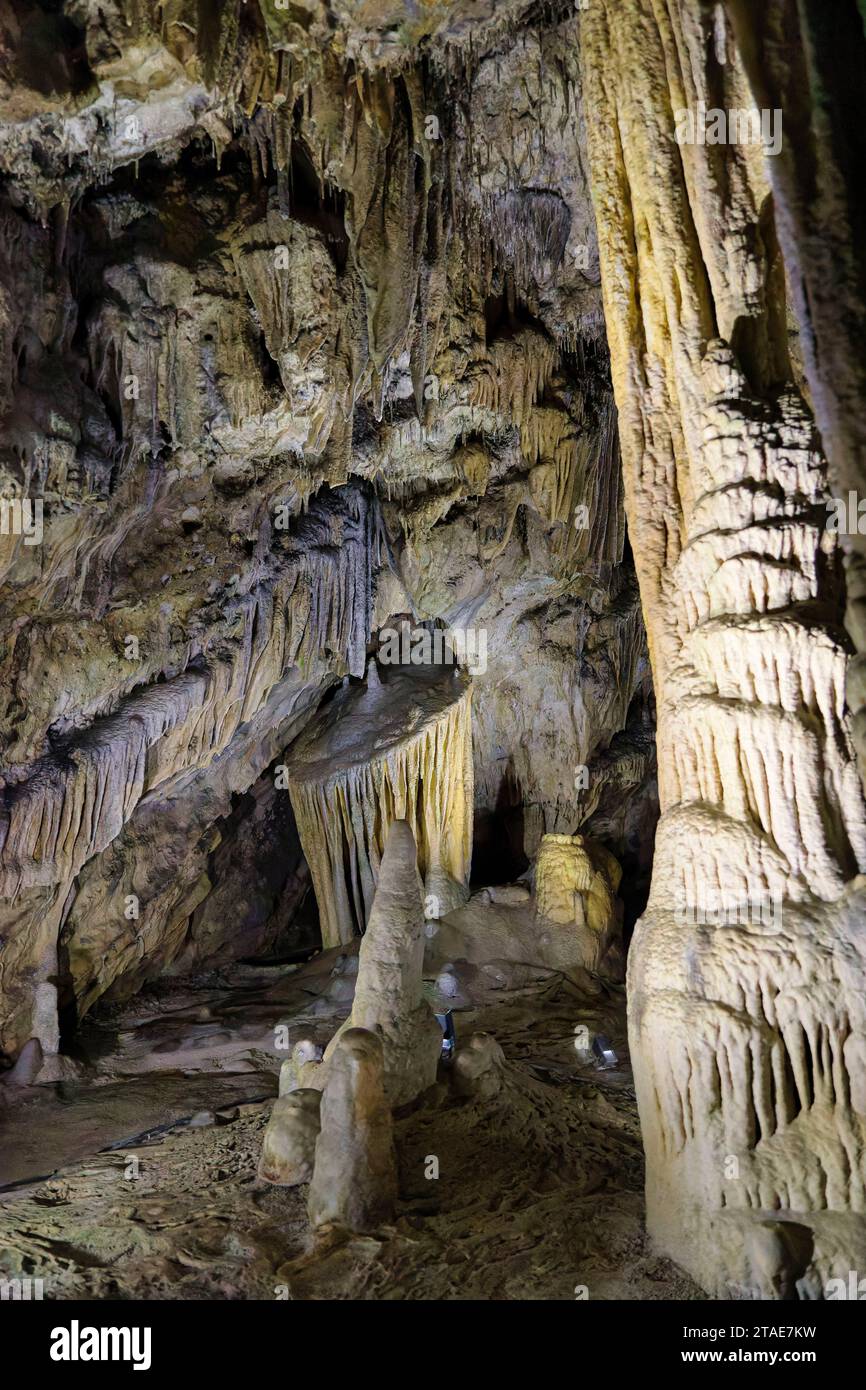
[580,0,866,1296]
[286,670,473,948]
[307,1027,398,1233]
[0,0,863,1307]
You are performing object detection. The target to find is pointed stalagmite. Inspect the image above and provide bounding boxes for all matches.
[307,1027,398,1233]
[323,818,443,1107]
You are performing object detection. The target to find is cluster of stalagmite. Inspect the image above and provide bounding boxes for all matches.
[285,662,474,947]
[260,821,436,1231]
[579,0,866,1295]
[260,1026,399,1233]
[258,815,628,1235]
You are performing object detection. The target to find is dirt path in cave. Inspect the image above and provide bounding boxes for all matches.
[0,953,703,1301]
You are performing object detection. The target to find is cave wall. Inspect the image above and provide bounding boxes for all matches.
[2,0,864,1302]
[0,1,649,1067]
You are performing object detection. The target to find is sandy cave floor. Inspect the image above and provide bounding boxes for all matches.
[0,949,704,1301]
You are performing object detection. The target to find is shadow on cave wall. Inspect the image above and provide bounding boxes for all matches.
[55,751,321,1056]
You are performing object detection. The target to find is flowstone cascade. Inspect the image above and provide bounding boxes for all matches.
[535,833,621,931]
[285,661,473,947]
[534,832,622,973]
[579,0,866,1295]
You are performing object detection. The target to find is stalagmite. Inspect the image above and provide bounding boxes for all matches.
[322,819,443,1107]
[529,833,623,973]
[285,661,474,948]
[258,1090,322,1187]
[307,1028,398,1234]
[535,833,621,935]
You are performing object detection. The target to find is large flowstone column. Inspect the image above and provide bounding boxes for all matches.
[580,0,866,1295]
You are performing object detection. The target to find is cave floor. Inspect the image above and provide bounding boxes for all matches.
[0,951,703,1301]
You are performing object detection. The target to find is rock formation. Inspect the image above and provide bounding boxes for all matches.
[535,833,621,934]
[307,1027,398,1234]
[339,819,443,1104]
[0,0,864,1310]
[285,662,473,946]
[258,1088,322,1187]
[279,1039,325,1097]
[452,1032,507,1103]
[0,0,649,1071]
[305,819,443,1108]
[579,0,866,1295]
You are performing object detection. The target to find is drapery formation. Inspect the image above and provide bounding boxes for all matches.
[287,663,473,948]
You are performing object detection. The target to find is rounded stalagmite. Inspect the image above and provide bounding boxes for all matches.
[307,1027,398,1233]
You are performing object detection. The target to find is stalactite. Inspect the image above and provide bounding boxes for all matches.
[0,487,376,933]
[286,664,473,948]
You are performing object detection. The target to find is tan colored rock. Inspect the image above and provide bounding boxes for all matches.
[580,0,866,1296]
[535,833,620,936]
[258,1089,322,1187]
[307,1028,398,1233]
[1,0,864,1312]
[427,874,623,984]
[720,2,866,797]
[323,820,444,1107]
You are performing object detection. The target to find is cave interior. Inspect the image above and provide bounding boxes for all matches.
[0,0,865,1307]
